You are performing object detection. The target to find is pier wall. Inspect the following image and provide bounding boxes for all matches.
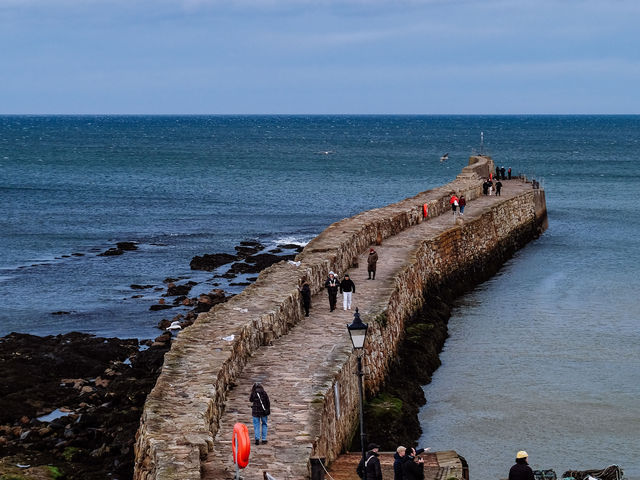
[133,156,547,479]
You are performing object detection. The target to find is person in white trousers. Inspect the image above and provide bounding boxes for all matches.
[340,274,356,310]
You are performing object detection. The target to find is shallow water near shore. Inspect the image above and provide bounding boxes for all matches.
[2,115,640,477]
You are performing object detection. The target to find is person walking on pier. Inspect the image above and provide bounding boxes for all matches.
[249,383,270,445]
[367,248,378,280]
[508,167,512,180]
[495,179,503,196]
[340,274,356,310]
[449,193,459,216]
[325,271,340,312]
[299,281,311,317]
[508,450,535,480]
[357,443,383,480]
[459,195,466,215]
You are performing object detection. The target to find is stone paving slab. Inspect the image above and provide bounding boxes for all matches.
[202,179,531,480]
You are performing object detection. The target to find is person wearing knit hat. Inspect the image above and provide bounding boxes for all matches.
[367,248,378,280]
[356,443,382,480]
[324,271,339,312]
[508,450,534,480]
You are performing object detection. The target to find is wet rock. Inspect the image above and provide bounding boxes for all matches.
[98,248,123,257]
[276,243,305,252]
[116,242,137,251]
[245,252,295,270]
[164,281,197,297]
[189,253,237,271]
[234,241,264,258]
[130,284,154,290]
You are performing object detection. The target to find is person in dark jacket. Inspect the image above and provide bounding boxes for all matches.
[249,383,270,445]
[324,271,339,312]
[299,282,311,317]
[495,179,503,196]
[356,443,383,480]
[508,450,535,480]
[402,447,425,480]
[340,274,356,310]
[393,446,408,480]
[367,248,379,280]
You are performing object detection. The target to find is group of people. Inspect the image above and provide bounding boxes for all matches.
[302,247,379,314]
[356,444,535,480]
[496,165,512,180]
[482,177,503,196]
[357,443,430,480]
[448,194,466,216]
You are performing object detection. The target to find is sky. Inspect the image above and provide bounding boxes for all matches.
[1,0,638,114]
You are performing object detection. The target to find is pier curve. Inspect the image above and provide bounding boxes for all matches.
[133,156,547,480]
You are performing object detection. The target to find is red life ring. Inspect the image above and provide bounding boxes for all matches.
[232,422,251,468]
[422,203,428,218]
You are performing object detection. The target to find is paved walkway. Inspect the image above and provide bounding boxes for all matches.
[202,180,531,480]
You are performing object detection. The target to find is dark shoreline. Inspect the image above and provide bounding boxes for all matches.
[0,240,304,480]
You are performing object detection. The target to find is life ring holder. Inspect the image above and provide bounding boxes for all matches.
[232,422,251,468]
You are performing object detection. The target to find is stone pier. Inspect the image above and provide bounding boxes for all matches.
[133,156,547,480]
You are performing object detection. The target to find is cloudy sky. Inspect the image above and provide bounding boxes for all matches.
[1,0,638,114]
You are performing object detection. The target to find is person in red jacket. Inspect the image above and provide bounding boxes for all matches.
[449,194,459,216]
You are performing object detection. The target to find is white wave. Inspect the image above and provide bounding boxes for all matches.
[272,235,312,247]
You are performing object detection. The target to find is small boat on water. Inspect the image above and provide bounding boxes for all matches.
[440,153,449,162]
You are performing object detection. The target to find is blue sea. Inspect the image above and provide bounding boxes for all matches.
[1,115,639,478]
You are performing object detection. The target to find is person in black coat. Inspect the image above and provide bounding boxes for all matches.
[339,274,356,310]
[249,383,270,445]
[508,451,535,480]
[393,446,409,480]
[402,448,425,480]
[357,443,383,480]
[299,282,311,317]
[324,271,339,312]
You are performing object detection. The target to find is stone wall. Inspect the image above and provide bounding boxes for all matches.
[133,156,546,479]
[309,187,548,465]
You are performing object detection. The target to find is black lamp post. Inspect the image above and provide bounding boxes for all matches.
[347,308,369,470]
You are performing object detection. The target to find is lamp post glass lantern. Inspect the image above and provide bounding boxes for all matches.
[347,308,368,349]
[346,308,369,471]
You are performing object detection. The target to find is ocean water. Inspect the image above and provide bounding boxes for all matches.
[2,115,639,477]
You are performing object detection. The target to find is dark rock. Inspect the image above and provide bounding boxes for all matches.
[234,241,264,258]
[51,311,71,315]
[0,331,171,478]
[98,248,123,257]
[149,304,173,311]
[116,242,138,251]
[276,243,305,252]
[163,277,179,283]
[189,253,237,271]
[130,284,154,290]
[164,281,197,297]
[229,282,251,286]
[245,252,295,270]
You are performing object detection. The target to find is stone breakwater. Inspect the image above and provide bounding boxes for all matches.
[133,156,547,479]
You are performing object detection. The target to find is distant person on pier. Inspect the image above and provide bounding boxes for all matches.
[357,443,383,480]
[324,271,340,312]
[367,248,378,280]
[249,383,270,446]
[487,178,494,195]
[340,274,356,310]
[495,179,503,196]
[501,166,506,179]
[299,281,311,317]
[508,450,535,480]
[483,180,489,195]
[508,167,512,180]
[449,193,459,216]
[496,165,500,179]
[459,195,466,215]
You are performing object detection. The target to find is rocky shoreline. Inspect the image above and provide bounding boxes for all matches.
[0,240,303,480]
